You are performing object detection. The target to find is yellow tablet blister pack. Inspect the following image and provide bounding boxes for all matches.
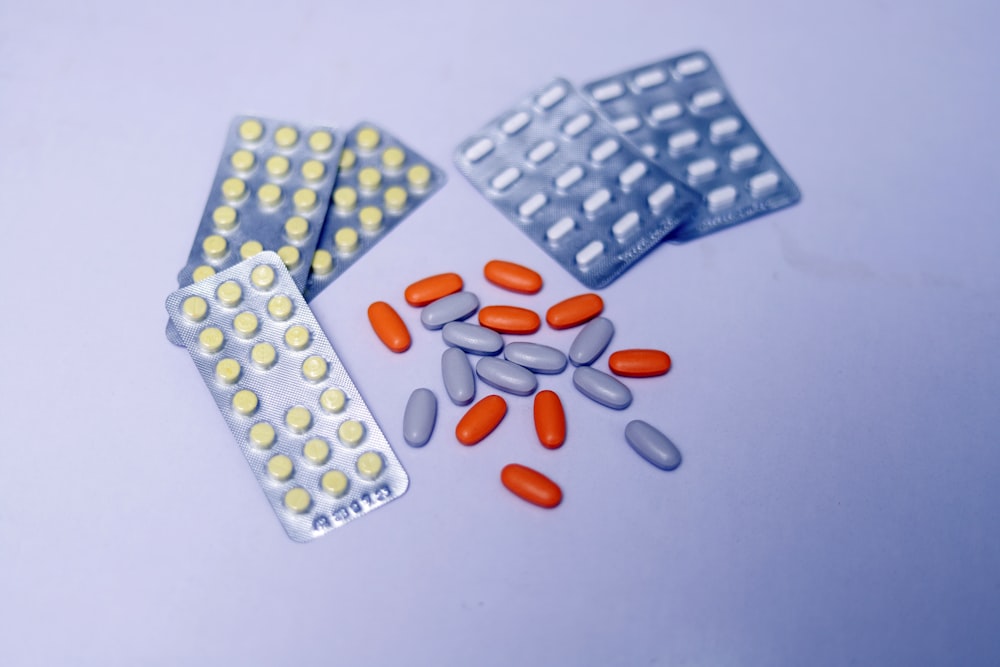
[165,252,409,542]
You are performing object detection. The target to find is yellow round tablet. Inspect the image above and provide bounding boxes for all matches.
[274,126,298,148]
[232,389,258,416]
[338,420,365,447]
[284,325,311,350]
[277,245,300,269]
[212,205,238,231]
[384,186,407,212]
[286,406,312,434]
[202,234,228,260]
[251,342,276,369]
[233,311,259,338]
[358,206,383,232]
[356,451,383,479]
[267,295,294,321]
[267,454,293,481]
[192,265,216,282]
[215,358,241,384]
[311,249,333,275]
[334,227,358,253]
[320,388,346,413]
[230,149,255,172]
[221,177,246,202]
[382,146,405,170]
[303,438,330,465]
[182,296,208,322]
[250,264,275,290]
[302,355,328,382]
[239,119,264,142]
[284,216,309,242]
[321,470,349,497]
[333,186,357,212]
[216,280,242,307]
[257,183,282,207]
[356,126,380,150]
[407,164,432,190]
[339,148,356,170]
[300,159,325,182]
[240,240,264,259]
[293,188,318,212]
[284,487,312,513]
[308,130,333,153]
[358,167,382,191]
[265,155,290,178]
[250,422,276,449]
[198,327,224,353]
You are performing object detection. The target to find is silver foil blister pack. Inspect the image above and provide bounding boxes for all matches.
[166,252,409,542]
[453,78,700,289]
[583,51,800,241]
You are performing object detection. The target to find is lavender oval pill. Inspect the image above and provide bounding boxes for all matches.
[476,357,538,396]
[568,317,614,366]
[572,366,632,409]
[442,347,476,405]
[625,420,681,470]
[403,388,437,447]
[504,342,567,374]
[442,321,504,355]
[420,292,479,330]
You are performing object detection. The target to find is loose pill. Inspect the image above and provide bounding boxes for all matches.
[478,305,540,335]
[568,317,614,366]
[404,272,463,307]
[456,395,507,445]
[503,342,567,374]
[367,301,411,353]
[546,293,604,329]
[483,260,543,294]
[420,292,479,330]
[403,388,437,447]
[533,390,565,449]
[442,347,476,405]
[573,366,632,409]
[442,321,504,355]
[500,464,562,508]
[476,357,537,396]
[608,349,671,377]
[625,420,681,470]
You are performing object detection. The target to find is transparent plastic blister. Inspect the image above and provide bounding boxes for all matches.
[583,51,800,241]
[454,78,700,289]
[166,252,409,542]
[304,122,446,301]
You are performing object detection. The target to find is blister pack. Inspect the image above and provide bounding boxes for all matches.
[454,78,701,289]
[165,252,409,542]
[583,51,800,241]
[304,122,446,302]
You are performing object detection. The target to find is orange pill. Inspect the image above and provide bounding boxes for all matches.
[455,394,507,445]
[367,301,411,353]
[478,305,541,335]
[608,349,672,377]
[546,293,604,329]
[533,390,565,449]
[500,464,562,508]
[404,272,463,307]
[484,260,543,294]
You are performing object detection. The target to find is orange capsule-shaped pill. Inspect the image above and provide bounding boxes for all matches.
[608,349,672,377]
[404,272,463,307]
[484,260,543,294]
[367,301,411,353]
[455,394,507,445]
[478,305,541,335]
[546,293,604,329]
[501,464,562,508]
[533,390,565,449]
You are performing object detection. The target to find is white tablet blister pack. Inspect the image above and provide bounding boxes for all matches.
[166,252,409,542]
[304,122,446,302]
[583,51,800,241]
[454,78,701,289]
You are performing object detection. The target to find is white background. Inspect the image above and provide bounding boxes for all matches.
[1,1,998,664]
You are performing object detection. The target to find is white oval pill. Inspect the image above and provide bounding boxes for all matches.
[491,166,521,191]
[730,143,761,170]
[518,193,547,218]
[710,116,741,142]
[503,342,567,374]
[563,113,593,138]
[528,140,557,164]
[421,292,480,330]
[442,321,504,355]
[569,317,614,366]
[618,161,648,188]
[612,211,640,240]
[546,216,575,242]
[501,111,531,135]
[403,388,437,447]
[442,347,476,405]
[583,188,611,215]
[668,129,699,153]
[650,101,683,123]
[575,240,604,266]
[647,182,676,210]
[476,357,538,396]
[687,157,718,181]
[590,80,625,102]
[625,420,681,470]
[692,89,724,110]
[590,138,620,163]
[464,137,494,162]
[537,83,567,109]
[708,185,738,210]
[749,171,780,197]
[555,165,584,190]
[613,115,641,133]
[674,55,708,77]
[573,366,632,409]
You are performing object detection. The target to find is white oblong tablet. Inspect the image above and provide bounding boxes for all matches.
[613,115,641,133]
[518,193,547,218]
[633,68,666,89]
[618,160,648,188]
[668,129,699,153]
[749,171,780,197]
[710,116,741,142]
[692,88,724,110]
[546,216,575,242]
[729,143,761,170]
[575,240,604,266]
[625,420,681,470]
[573,366,632,409]
[674,55,709,77]
[442,347,476,405]
[421,291,480,330]
[590,138,620,163]
[687,157,718,181]
[504,342,567,374]
[612,211,640,240]
[583,188,611,215]
[640,144,658,158]
[403,388,437,447]
[464,137,494,162]
[501,111,531,135]
[528,140,557,164]
[568,317,614,366]
[491,166,521,191]
[555,165,584,190]
[591,81,625,102]
[708,185,737,210]
[442,321,504,355]
[563,113,593,138]
[647,182,675,210]
[650,101,683,123]
[537,83,567,109]
[476,357,538,396]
